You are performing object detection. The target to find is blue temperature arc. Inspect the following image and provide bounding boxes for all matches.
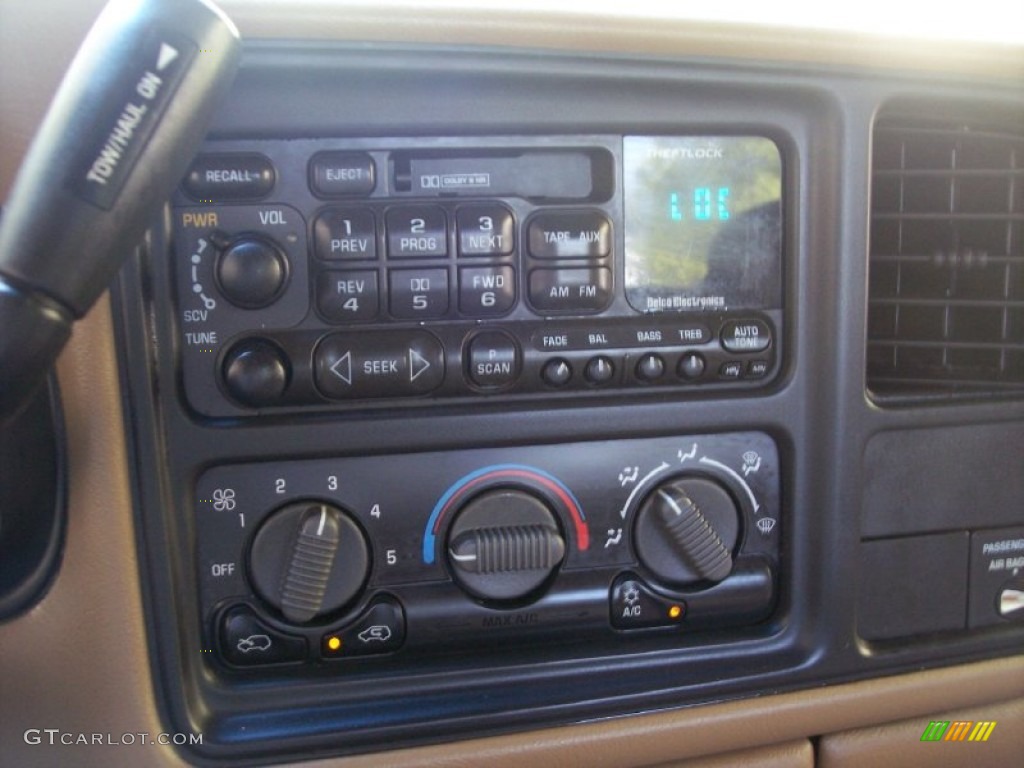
[422,464,587,564]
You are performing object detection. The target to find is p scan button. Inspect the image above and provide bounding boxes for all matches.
[466,331,520,389]
[315,331,444,399]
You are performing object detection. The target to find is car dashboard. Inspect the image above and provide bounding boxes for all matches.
[1,1,1023,766]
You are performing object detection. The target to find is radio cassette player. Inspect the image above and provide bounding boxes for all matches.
[171,135,784,415]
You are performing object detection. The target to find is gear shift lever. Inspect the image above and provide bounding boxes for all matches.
[0,0,240,421]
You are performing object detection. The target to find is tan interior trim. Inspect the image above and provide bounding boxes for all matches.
[818,697,1024,768]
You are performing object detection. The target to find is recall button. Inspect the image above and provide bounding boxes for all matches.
[721,319,772,354]
[528,268,612,313]
[310,152,376,197]
[528,212,611,259]
[314,331,444,399]
[183,153,275,201]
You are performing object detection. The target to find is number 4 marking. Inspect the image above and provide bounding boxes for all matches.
[370,504,382,519]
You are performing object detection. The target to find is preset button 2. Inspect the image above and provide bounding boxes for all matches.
[387,206,448,257]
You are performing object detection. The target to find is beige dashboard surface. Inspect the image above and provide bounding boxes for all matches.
[1,1,1023,767]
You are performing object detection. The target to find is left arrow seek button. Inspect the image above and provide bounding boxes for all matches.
[314,331,444,399]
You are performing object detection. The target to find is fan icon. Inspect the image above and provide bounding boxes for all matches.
[212,488,236,511]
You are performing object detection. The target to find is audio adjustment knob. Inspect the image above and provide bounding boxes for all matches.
[633,477,740,587]
[215,234,289,308]
[446,489,565,602]
[249,501,369,624]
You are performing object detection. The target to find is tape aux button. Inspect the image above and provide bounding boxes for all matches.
[315,331,444,399]
[528,212,611,259]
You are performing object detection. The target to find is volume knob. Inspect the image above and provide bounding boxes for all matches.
[215,234,289,309]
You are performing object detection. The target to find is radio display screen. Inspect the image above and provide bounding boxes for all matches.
[623,136,782,312]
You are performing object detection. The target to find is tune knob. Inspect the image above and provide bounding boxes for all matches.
[446,488,565,602]
[633,476,740,586]
[248,501,369,624]
[215,234,289,309]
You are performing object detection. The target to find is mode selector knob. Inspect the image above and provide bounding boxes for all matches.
[446,489,565,603]
[633,477,740,587]
[249,501,369,624]
[215,233,289,309]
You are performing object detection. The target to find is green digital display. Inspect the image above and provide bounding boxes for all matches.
[624,136,783,312]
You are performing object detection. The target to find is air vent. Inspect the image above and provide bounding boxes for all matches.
[867,107,1024,399]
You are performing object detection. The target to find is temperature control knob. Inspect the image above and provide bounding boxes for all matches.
[633,476,739,586]
[249,501,369,624]
[215,234,289,309]
[446,488,565,602]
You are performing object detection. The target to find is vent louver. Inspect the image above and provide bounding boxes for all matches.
[867,108,1024,399]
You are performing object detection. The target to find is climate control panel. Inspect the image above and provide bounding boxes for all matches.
[196,432,780,669]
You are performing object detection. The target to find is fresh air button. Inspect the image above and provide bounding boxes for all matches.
[459,266,515,317]
[314,208,376,260]
[528,268,611,313]
[183,153,275,201]
[528,212,611,259]
[220,605,306,666]
[314,331,444,399]
[310,152,376,197]
[322,600,405,658]
[389,268,449,319]
[387,206,448,258]
[466,331,520,389]
[457,205,514,256]
[316,270,379,322]
[721,319,771,353]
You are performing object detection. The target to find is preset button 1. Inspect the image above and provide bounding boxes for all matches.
[314,208,376,260]
[314,331,444,399]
